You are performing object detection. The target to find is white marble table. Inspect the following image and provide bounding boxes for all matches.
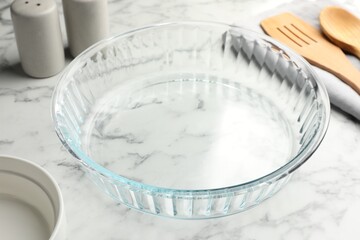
[1,0,360,239]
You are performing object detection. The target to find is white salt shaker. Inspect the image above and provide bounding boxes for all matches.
[62,0,109,57]
[11,0,65,78]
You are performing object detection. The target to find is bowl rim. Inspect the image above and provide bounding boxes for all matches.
[0,155,66,239]
[51,21,331,195]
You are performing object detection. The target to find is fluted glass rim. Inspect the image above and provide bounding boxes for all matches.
[51,21,330,195]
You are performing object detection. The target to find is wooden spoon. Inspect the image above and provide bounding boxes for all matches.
[320,6,360,59]
[261,13,360,94]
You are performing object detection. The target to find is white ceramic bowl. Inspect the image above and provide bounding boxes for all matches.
[0,155,66,240]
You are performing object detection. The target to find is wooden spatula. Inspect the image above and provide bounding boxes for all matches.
[260,12,360,95]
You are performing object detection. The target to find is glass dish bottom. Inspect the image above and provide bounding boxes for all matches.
[82,74,294,190]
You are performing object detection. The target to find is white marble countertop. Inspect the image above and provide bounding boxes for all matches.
[1,0,360,239]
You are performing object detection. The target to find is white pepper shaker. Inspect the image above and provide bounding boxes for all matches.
[62,0,109,57]
[11,0,65,78]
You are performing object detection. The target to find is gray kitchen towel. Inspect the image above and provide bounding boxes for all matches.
[235,0,360,120]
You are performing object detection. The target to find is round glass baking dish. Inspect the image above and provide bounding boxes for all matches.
[52,21,330,219]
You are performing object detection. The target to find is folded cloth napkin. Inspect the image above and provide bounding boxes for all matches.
[234,0,360,120]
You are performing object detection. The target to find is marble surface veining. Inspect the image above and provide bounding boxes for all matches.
[1,0,360,239]
[84,78,292,190]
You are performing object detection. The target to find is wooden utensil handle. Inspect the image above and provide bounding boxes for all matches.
[322,58,360,95]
